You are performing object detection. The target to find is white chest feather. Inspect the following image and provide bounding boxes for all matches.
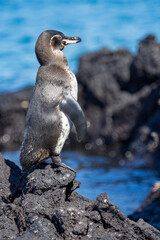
[54,111,70,155]
[54,69,78,155]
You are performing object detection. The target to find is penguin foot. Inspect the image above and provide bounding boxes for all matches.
[51,156,76,173]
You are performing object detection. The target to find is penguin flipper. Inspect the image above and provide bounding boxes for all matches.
[60,95,86,141]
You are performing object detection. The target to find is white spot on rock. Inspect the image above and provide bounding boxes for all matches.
[21,100,29,109]
[2,134,10,143]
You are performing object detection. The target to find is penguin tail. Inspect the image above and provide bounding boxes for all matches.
[20,148,50,172]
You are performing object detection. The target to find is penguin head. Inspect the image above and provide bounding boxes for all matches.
[35,30,81,65]
[50,31,81,51]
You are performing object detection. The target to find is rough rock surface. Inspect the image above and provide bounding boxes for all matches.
[0,153,160,240]
[0,153,21,239]
[0,35,160,161]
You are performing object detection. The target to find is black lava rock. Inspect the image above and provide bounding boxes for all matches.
[129,35,160,93]
[0,87,33,151]
[76,35,160,155]
[0,153,160,240]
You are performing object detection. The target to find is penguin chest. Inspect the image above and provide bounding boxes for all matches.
[54,112,70,155]
[54,69,78,155]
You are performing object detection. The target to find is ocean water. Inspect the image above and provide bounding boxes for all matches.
[2,150,159,215]
[0,0,160,92]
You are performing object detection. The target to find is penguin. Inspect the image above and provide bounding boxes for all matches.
[20,30,86,172]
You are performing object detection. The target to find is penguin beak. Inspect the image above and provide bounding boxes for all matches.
[62,36,82,45]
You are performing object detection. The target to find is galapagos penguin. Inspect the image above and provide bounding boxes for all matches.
[20,30,86,172]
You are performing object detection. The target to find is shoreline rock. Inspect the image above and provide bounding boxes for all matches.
[0,152,160,240]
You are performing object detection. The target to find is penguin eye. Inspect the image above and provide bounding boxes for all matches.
[51,35,62,42]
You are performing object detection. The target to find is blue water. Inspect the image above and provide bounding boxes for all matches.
[2,150,159,215]
[0,0,160,92]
